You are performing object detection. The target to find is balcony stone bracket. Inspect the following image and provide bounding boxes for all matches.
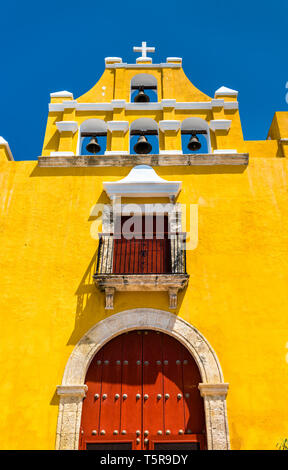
[93,274,189,310]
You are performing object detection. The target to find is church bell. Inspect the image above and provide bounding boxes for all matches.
[134,87,150,103]
[133,135,152,154]
[187,134,201,151]
[86,136,101,154]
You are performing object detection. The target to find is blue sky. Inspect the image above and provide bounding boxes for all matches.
[0,0,287,160]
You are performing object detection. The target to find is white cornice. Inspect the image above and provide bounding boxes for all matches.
[136,57,152,63]
[111,99,126,108]
[215,86,238,97]
[105,57,122,64]
[0,136,14,160]
[50,151,75,156]
[56,121,78,134]
[166,57,182,64]
[198,383,229,397]
[50,90,73,98]
[62,100,78,109]
[49,100,239,113]
[107,121,129,132]
[105,62,182,69]
[161,99,176,108]
[159,150,183,155]
[210,120,231,132]
[213,149,237,154]
[57,385,88,397]
[159,120,181,132]
[103,165,182,200]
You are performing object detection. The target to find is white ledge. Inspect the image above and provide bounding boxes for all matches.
[159,120,181,131]
[107,121,129,132]
[49,100,238,113]
[136,57,152,63]
[159,150,183,155]
[166,57,182,63]
[50,151,75,156]
[57,385,88,397]
[50,90,73,98]
[213,149,237,154]
[56,121,78,134]
[210,120,231,132]
[62,100,78,109]
[104,151,129,155]
[215,86,238,97]
[103,165,181,200]
[105,62,182,69]
[105,57,122,64]
[111,99,126,109]
[211,98,224,108]
[0,136,14,160]
[161,99,176,108]
[198,383,229,397]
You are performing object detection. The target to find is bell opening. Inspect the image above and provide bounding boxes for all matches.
[133,135,153,154]
[134,87,150,103]
[187,134,201,152]
[85,136,101,154]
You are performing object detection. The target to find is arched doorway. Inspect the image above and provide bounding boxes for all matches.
[56,309,230,450]
[79,330,206,450]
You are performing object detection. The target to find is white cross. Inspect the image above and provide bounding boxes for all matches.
[133,41,155,59]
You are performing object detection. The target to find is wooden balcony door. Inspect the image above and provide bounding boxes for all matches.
[79,330,206,450]
[113,215,171,274]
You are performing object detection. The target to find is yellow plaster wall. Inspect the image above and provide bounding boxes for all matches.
[0,155,288,450]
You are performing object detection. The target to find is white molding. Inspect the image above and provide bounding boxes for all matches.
[105,63,182,69]
[161,99,176,108]
[0,136,14,160]
[223,101,239,110]
[50,151,75,156]
[104,151,129,155]
[56,309,230,450]
[57,385,88,397]
[159,150,183,155]
[56,121,78,134]
[215,86,238,97]
[211,98,224,108]
[199,383,229,397]
[107,121,129,133]
[159,120,181,131]
[62,100,77,109]
[213,149,237,154]
[105,57,122,64]
[125,102,161,111]
[103,165,182,200]
[166,57,182,64]
[50,90,73,98]
[136,57,152,63]
[210,120,231,132]
[111,99,126,109]
[49,100,238,113]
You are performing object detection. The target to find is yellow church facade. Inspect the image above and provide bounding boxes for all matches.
[0,43,288,450]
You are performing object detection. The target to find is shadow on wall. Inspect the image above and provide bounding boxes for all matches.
[66,244,189,348]
[30,164,248,179]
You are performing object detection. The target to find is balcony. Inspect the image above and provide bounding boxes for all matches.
[93,232,189,309]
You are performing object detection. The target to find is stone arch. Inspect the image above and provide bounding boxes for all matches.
[129,118,159,154]
[56,309,230,450]
[130,73,158,102]
[77,118,108,155]
[181,117,211,154]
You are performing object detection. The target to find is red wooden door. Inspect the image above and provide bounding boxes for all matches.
[113,216,171,274]
[79,331,206,450]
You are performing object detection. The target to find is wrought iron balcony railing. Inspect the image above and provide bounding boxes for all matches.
[95,232,187,275]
